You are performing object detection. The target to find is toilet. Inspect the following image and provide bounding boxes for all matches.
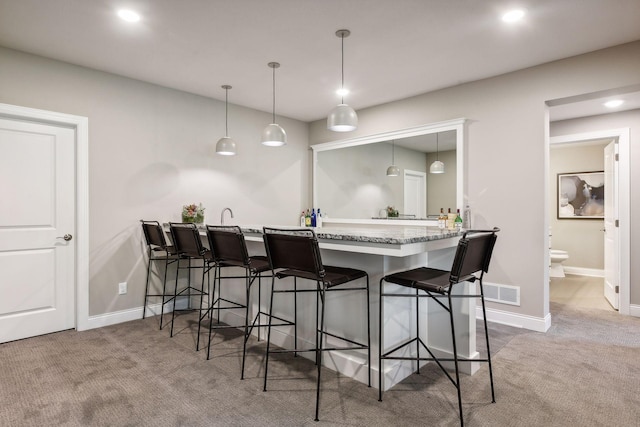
[549,249,569,278]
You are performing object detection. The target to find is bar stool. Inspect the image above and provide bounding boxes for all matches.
[201,225,272,378]
[262,227,371,422]
[378,228,499,427]
[140,220,179,329]
[168,222,213,349]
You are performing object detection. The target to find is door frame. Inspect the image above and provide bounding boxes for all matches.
[0,102,90,330]
[549,128,630,315]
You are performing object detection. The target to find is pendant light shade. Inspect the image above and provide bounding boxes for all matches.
[328,104,358,132]
[327,29,358,132]
[429,133,445,174]
[386,140,399,176]
[261,62,287,147]
[216,85,237,156]
[386,164,400,176]
[429,160,445,174]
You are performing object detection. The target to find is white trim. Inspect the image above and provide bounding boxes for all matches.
[88,307,145,329]
[87,299,189,329]
[476,306,551,332]
[0,103,90,332]
[549,128,630,316]
[563,266,604,277]
[629,304,640,317]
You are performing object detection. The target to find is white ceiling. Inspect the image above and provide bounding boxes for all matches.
[1,0,639,123]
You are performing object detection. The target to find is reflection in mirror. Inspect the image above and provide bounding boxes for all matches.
[312,119,464,222]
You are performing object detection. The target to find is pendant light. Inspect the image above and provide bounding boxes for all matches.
[386,140,400,176]
[261,62,287,147]
[429,133,445,174]
[327,29,358,132]
[216,85,237,156]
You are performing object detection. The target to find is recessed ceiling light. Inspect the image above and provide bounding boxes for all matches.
[117,9,141,22]
[604,100,624,108]
[502,9,526,23]
[336,88,349,96]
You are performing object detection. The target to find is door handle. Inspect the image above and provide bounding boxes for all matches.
[57,234,73,241]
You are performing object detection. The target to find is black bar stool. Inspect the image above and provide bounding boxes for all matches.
[262,227,371,422]
[168,222,213,349]
[201,225,272,378]
[378,227,500,427]
[140,220,179,329]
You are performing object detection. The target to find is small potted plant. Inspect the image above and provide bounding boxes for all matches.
[386,205,399,218]
[182,203,205,223]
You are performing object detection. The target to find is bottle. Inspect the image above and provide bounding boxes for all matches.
[463,204,472,230]
[455,209,463,231]
[445,208,452,229]
[316,209,323,228]
[448,208,457,230]
[311,208,317,227]
[300,211,306,227]
[305,209,311,227]
[438,208,445,229]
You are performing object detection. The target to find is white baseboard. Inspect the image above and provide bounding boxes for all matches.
[86,299,188,330]
[629,304,640,317]
[563,266,604,278]
[476,306,551,332]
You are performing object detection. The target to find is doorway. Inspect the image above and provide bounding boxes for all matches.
[548,128,630,315]
[403,169,426,217]
[0,103,89,341]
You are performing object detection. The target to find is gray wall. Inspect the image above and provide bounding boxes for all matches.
[551,109,640,303]
[549,142,608,270]
[0,46,310,316]
[309,41,640,319]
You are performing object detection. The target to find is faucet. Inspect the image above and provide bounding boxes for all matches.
[220,207,234,225]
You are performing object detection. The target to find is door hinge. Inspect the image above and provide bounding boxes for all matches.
[615,153,619,161]
[615,285,620,294]
[615,219,619,227]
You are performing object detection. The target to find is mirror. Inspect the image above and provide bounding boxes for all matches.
[312,119,465,221]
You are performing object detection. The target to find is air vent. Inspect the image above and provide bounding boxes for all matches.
[483,282,520,306]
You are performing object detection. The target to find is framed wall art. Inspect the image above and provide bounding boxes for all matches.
[557,171,604,219]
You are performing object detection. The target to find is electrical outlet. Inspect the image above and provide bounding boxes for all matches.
[118,282,127,295]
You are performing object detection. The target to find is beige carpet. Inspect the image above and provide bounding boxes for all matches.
[0,302,638,426]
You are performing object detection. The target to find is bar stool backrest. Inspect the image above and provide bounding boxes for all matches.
[169,222,206,258]
[449,228,499,284]
[263,227,324,278]
[141,220,169,250]
[206,225,249,268]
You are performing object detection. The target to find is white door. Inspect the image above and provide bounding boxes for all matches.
[0,117,76,343]
[403,170,426,218]
[603,140,619,310]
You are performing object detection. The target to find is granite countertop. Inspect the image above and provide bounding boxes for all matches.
[239,225,461,245]
[167,222,462,245]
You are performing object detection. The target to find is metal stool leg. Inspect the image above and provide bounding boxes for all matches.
[366,275,371,387]
[241,268,251,379]
[378,278,384,401]
[263,276,276,392]
[479,282,496,402]
[315,282,326,422]
[448,292,464,427]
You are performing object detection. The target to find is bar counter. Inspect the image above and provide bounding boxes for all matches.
[164,223,474,390]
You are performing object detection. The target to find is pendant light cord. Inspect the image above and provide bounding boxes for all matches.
[272,65,276,124]
[392,140,395,164]
[225,87,229,137]
[341,33,345,104]
[436,133,439,161]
